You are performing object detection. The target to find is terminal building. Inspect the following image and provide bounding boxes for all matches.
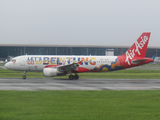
[0,44,160,62]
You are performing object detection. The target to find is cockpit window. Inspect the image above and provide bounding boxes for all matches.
[12,59,16,63]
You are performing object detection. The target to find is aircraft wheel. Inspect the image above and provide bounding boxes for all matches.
[22,75,26,79]
[74,75,79,80]
[69,75,74,80]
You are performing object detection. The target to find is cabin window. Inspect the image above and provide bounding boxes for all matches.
[12,59,16,63]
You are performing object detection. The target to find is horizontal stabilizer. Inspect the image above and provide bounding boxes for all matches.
[131,58,148,64]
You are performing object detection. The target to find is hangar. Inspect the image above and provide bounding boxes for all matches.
[0,44,159,61]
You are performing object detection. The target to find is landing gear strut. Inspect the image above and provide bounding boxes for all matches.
[22,71,27,79]
[69,74,79,80]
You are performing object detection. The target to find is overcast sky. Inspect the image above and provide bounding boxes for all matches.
[0,0,160,46]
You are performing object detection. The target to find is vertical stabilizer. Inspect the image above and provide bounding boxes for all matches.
[120,32,151,66]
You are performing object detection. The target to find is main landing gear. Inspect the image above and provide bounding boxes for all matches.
[22,71,27,79]
[69,74,79,80]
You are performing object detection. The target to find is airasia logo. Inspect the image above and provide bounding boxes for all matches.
[125,36,148,65]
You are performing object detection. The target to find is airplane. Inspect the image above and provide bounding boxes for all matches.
[5,32,154,80]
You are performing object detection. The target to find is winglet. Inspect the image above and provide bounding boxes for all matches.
[152,55,155,61]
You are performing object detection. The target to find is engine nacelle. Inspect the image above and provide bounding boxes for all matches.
[43,68,66,77]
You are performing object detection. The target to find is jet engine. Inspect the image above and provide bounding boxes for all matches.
[43,68,66,77]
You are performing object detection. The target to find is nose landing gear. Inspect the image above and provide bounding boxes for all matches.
[22,71,27,79]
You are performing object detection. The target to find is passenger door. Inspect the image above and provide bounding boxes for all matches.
[20,57,25,66]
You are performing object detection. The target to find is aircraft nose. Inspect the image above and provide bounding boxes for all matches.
[5,62,10,69]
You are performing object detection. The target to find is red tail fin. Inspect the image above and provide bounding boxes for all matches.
[120,32,151,65]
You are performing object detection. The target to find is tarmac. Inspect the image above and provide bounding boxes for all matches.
[0,78,160,91]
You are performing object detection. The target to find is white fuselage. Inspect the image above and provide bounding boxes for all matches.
[5,55,118,72]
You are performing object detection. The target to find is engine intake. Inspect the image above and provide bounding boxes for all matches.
[43,68,66,77]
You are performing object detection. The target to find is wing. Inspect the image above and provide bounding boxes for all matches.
[45,63,79,72]
[57,63,79,72]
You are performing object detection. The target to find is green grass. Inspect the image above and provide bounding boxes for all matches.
[1,65,160,120]
[0,90,160,120]
[0,63,5,66]
[0,69,160,79]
